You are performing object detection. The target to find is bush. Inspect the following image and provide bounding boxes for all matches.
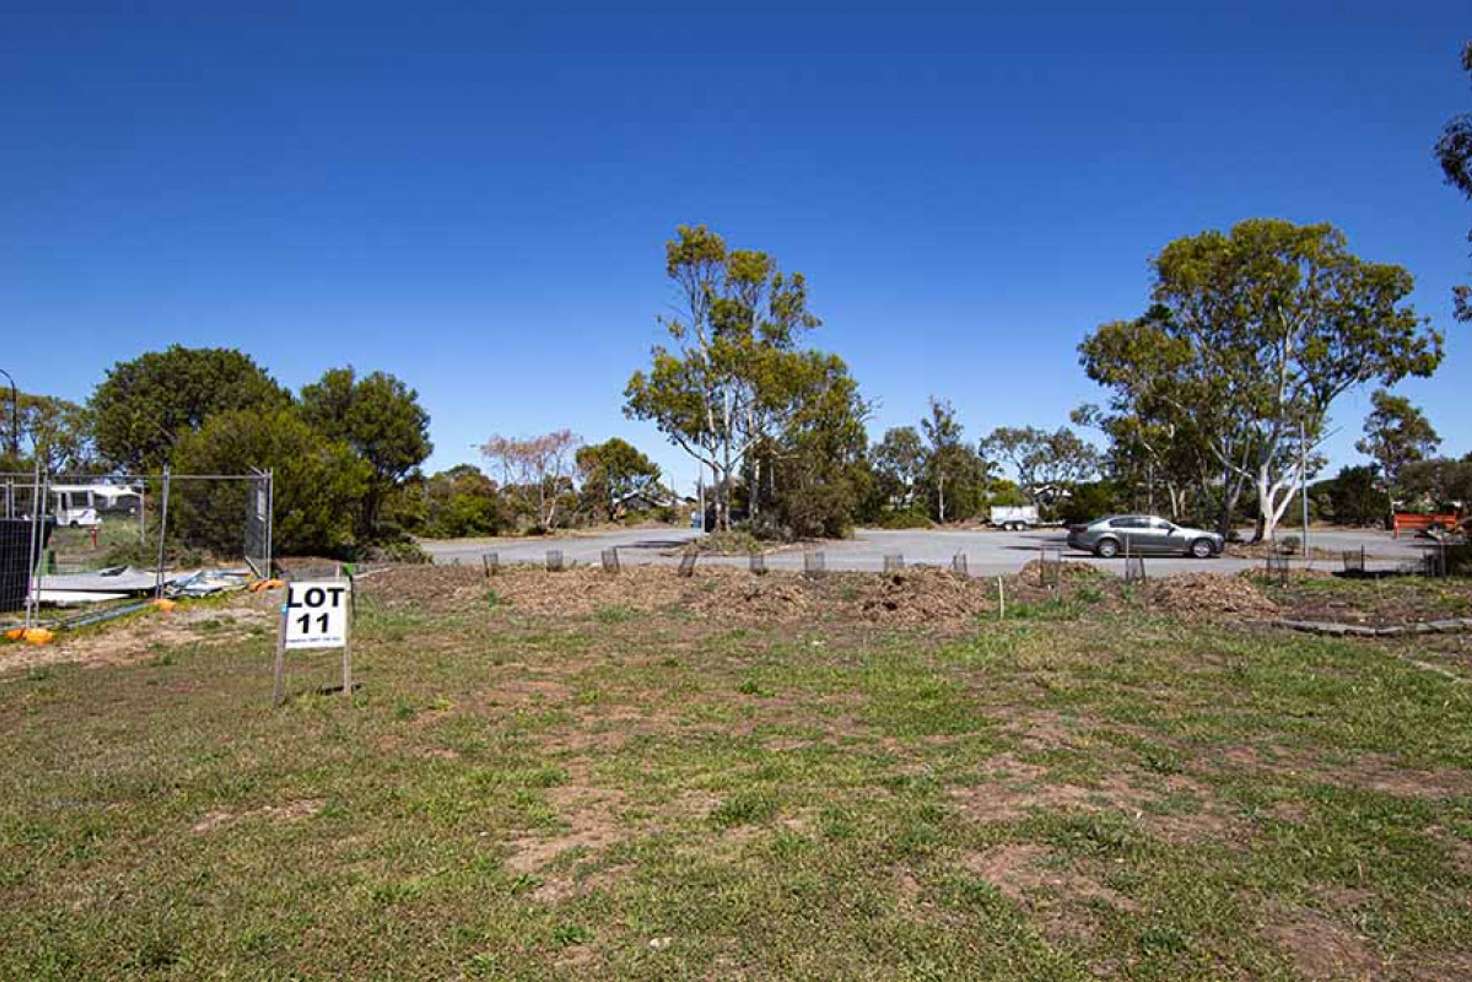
[1055,481,1122,525]
[171,408,371,559]
[361,540,431,564]
[874,509,933,530]
[696,530,765,555]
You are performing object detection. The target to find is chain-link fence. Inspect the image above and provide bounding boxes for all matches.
[0,469,273,630]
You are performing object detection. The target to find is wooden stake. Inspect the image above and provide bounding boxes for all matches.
[272,590,288,707]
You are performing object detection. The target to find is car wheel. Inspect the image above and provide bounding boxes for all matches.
[1189,538,1214,559]
[1095,538,1119,558]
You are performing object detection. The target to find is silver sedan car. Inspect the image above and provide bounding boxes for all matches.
[1066,515,1224,559]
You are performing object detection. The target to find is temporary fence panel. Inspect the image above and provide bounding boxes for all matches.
[244,469,273,578]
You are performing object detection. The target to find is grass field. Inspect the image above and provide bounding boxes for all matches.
[2,568,1471,979]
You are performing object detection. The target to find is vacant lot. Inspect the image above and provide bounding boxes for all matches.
[2,567,1471,979]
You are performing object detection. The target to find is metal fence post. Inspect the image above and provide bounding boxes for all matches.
[154,465,171,599]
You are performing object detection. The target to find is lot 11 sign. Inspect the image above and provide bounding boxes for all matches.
[284,581,350,649]
[273,578,353,706]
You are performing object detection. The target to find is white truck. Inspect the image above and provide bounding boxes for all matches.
[989,505,1040,531]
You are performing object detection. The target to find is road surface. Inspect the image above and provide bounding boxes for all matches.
[421,525,1432,577]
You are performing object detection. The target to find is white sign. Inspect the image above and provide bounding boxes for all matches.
[283,580,351,650]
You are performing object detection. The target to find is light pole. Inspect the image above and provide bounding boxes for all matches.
[0,368,17,459]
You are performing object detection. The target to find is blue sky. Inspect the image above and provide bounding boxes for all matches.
[2,2,1468,492]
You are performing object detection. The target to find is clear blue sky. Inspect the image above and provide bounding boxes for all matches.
[3,2,1468,491]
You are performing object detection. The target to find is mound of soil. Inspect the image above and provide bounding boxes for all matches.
[356,563,1018,627]
[1017,559,1103,587]
[1151,573,1279,618]
[850,568,993,624]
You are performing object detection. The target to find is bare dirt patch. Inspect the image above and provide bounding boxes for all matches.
[1217,745,1472,799]
[192,798,324,834]
[2,593,272,674]
[1259,576,1472,629]
[962,843,1136,911]
[504,784,629,876]
[1262,906,1381,980]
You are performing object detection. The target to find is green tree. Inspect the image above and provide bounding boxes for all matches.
[624,225,823,531]
[761,352,872,539]
[1074,306,1217,521]
[918,398,988,523]
[871,426,925,511]
[171,408,370,557]
[391,465,508,538]
[576,438,662,521]
[1434,40,1472,322]
[0,393,95,472]
[299,367,433,538]
[1319,464,1391,526]
[1355,389,1441,490]
[90,346,291,471]
[1081,220,1439,540]
[980,425,1099,505]
[1398,456,1472,511]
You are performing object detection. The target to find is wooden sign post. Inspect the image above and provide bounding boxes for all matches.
[273,577,353,706]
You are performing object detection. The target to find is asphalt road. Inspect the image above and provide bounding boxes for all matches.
[422,525,1433,577]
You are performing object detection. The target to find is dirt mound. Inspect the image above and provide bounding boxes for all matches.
[1151,573,1278,618]
[1017,559,1103,587]
[357,564,485,610]
[355,563,1013,627]
[686,574,813,620]
[849,568,993,624]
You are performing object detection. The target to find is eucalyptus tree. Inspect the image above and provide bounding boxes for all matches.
[1081,219,1439,541]
[624,225,831,531]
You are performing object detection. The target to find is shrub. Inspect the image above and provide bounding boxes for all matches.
[362,540,431,564]
[875,509,933,530]
[171,408,371,558]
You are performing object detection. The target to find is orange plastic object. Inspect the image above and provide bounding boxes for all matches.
[151,599,178,612]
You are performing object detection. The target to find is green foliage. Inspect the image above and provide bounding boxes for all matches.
[1318,465,1391,526]
[760,353,872,539]
[390,465,508,539]
[918,398,989,523]
[1356,389,1440,490]
[575,437,661,521]
[300,367,432,536]
[625,225,831,533]
[980,425,1099,503]
[1398,456,1472,512]
[0,392,95,472]
[89,345,291,471]
[871,426,925,510]
[1054,480,1122,525]
[171,408,371,558]
[1433,40,1472,321]
[873,508,933,530]
[1082,219,1439,540]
